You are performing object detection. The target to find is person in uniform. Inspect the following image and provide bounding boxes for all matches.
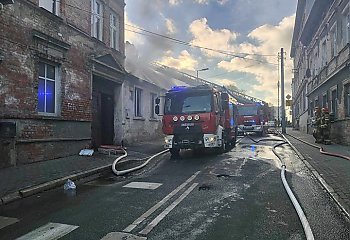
[312,107,322,143]
[320,107,331,145]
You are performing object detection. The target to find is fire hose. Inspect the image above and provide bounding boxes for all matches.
[286,134,350,161]
[111,149,169,176]
[243,134,315,240]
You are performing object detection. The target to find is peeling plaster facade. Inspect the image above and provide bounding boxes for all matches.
[291,0,350,145]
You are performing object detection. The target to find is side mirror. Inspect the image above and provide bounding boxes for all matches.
[155,97,160,104]
[155,105,160,115]
[221,93,229,110]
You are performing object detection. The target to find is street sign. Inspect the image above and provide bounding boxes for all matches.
[286,100,292,106]
[286,94,291,100]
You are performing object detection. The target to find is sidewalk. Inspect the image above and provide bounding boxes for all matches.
[0,138,165,204]
[285,128,350,214]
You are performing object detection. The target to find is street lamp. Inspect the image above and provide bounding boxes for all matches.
[196,67,209,81]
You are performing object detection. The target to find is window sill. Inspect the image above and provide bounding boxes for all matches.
[133,117,145,121]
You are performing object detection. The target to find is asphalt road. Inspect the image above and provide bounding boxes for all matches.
[0,134,349,240]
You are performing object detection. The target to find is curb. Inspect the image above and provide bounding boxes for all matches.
[0,164,112,205]
[282,133,350,220]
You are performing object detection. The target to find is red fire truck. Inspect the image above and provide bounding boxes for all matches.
[155,85,238,157]
[236,103,268,136]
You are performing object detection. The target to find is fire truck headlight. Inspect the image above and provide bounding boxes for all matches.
[209,136,216,142]
[173,116,178,122]
[187,115,193,121]
[180,116,185,121]
[194,115,200,121]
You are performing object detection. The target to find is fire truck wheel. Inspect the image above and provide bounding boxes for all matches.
[170,148,180,157]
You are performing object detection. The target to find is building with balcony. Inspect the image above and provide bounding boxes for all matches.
[291,0,350,145]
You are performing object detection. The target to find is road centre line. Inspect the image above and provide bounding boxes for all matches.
[15,222,78,240]
[123,171,200,233]
[139,183,199,236]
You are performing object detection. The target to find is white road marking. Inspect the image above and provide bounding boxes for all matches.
[15,222,78,240]
[123,182,163,190]
[100,232,147,240]
[0,216,19,230]
[123,171,200,233]
[139,183,199,235]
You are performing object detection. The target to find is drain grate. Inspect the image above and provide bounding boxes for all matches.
[198,184,211,191]
[216,174,232,178]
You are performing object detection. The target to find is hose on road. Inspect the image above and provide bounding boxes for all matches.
[111,149,169,176]
[242,134,315,240]
[287,134,350,161]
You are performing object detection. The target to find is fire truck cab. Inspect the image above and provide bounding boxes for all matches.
[155,85,237,157]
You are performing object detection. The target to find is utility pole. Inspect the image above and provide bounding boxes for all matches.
[277,53,280,128]
[280,48,286,134]
[278,81,280,127]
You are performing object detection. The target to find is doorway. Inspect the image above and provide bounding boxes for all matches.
[100,93,114,145]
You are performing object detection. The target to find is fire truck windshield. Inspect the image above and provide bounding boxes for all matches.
[237,105,258,116]
[164,92,212,114]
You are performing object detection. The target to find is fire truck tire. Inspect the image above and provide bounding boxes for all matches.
[170,148,180,157]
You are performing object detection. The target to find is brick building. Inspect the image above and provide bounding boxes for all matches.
[291,0,350,145]
[0,0,127,168]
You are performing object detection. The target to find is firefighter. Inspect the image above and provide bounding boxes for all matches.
[312,107,322,143]
[321,107,331,145]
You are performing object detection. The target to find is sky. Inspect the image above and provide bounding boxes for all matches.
[124,0,298,106]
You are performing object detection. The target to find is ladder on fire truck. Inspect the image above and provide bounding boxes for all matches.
[153,62,266,105]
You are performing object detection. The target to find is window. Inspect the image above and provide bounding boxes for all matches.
[310,101,314,117]
[331,89,337,118]
[330,24,337,58]
[150,93,157,119]
[322,94,327,108]
[321,40,327,66]
[38,62,58,114]
[345,84,350,117]
[91,0,103,41]
[134,88,142,117]
[110,12,120,50]
[342,6,350,46]
[39,0,59,15]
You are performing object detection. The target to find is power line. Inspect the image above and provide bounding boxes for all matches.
[59,3,278,66]
[125,28,278,66]
[126,23,276,57]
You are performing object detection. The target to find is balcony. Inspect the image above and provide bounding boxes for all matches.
[308,44,350,93]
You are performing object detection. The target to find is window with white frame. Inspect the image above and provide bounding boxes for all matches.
[110,12,120,50]
[134,87,142,117]
[330,24,337,58]
[38,62,58,114]
[150,93,157,119]
[39,0,60,15]
[91,0,103,41]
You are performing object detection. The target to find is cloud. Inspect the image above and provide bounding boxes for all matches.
[169,0,182,5]
[189,18,239,57]
[165,18,177,34]
[217,15,295,104]
[217,0,229,5]
[158,50,198,71]
[194,0,209,4]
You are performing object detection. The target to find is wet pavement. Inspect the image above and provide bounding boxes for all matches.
[0,134,349,239]
[286,129,350,215]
